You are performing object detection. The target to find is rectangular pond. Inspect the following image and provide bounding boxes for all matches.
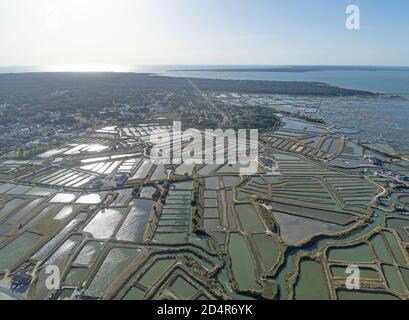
[83,208,124,239]
[116,199,153,242]
[228,233,260,291]
[85,247,140,298]
[0,232,43,270]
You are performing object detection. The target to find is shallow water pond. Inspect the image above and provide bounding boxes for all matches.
[73,241,104,267]
[26,187,56,197]
[172,180,194,190]
[122,286,146,300]
[170,276,198,299]
[328,243,374,263]
[330,265,379,279]
[0,198,24,220]
[336,289,398,300]
[205,177,219,190]
[32,212,87,260]
[38,148,68,158]
[7,198,44,224]
[399,267,409,290]
[294,259,329,300]
[197,165,220,176]
[53,206,75,221]
[6,185,32,195]
[149,165,167,181]
[382,264,406,295]
[64,267,88,286]
[383,231,407,266]
[235,204,265,233]
[116,200,153,242]
[386,218,409,243]
[175,163,195,176]
[76,193,106,205]
[0,223,12,236]
[139,258,175,287]
[30,235,83,299]
[139,186,156,199]
[83,208,124,239]
[228,233,260,291]
[86,247,140,297]
[252,234,280,271]
[0,232,42,270]
[0,183,16,193]
[281,118,326,133]
[131,160,154,180]
[222,176,240,188]
[369,234,393,264]
[111,189,133,206]
[23,204,59,230]
[50,193,77,204]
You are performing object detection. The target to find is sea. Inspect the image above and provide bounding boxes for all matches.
[1,65,408,154]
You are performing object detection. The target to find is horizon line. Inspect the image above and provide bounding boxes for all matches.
[0,63,409,74]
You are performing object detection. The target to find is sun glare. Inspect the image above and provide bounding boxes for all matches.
[42,64,132,72]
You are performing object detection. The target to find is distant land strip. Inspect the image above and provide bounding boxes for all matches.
[169,65,409,73]
[0,73,376,100]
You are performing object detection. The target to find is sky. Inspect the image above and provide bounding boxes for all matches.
[0,0,408,67]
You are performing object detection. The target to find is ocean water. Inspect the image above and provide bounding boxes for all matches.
[162,67,409,95]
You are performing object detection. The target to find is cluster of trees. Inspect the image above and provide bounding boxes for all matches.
[232,106,280,130]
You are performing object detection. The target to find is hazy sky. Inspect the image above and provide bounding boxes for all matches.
[1,0,408,67]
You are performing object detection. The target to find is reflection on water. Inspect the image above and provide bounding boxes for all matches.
[85,247,140,298]
[32,212,87,260]
[50,193,77,203]
[116,199,153,242]
[74,241,104,267]
[53,205,74,220]
[83,208,123,239]
[31,235,82,300]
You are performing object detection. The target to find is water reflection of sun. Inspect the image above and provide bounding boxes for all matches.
[42,65,132,72]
